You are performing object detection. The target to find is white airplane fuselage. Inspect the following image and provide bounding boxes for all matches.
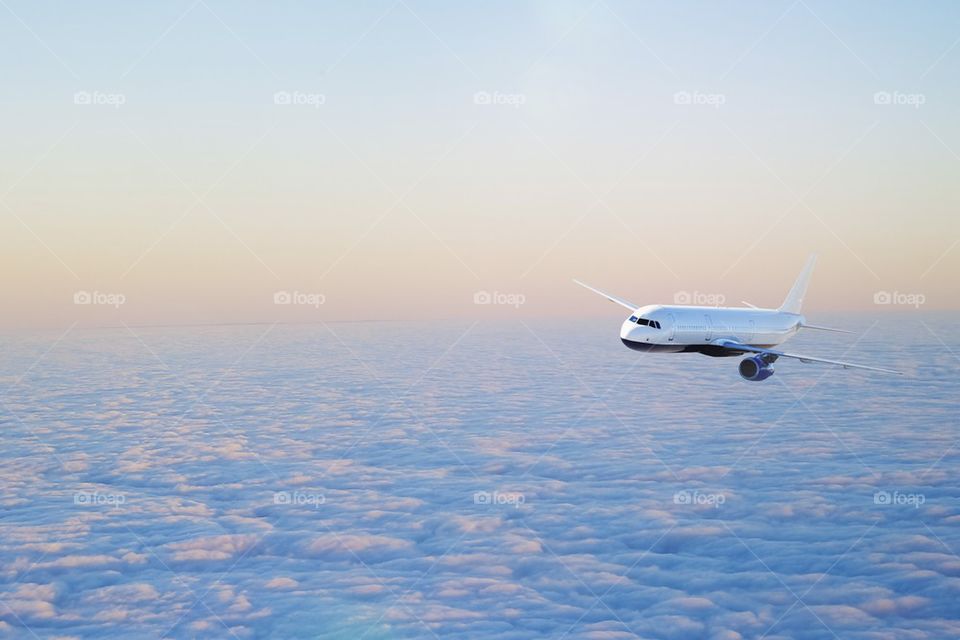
[576,255,900,379]
[620,305,802,355]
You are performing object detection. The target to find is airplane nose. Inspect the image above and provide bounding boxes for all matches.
[620,320,635,340]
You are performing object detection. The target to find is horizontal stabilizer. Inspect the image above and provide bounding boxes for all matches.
[800,323,854,334]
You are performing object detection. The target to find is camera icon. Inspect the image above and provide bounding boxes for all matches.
[473,91,491,105]
[473,290,491,305]
[74,290,92,305]
[873,91,892,105]
[473,491,491,505]
[873,291,891,305]
[274,91,292,105]
[73,91,91,105]
[673,490,692,505]
[673,291,691,304]
[273,491,292,505]
[873,490,891,505]
[274,291,292,305]
[673,91,692,105]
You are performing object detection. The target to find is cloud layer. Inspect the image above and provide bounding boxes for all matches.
[0,316,957,638]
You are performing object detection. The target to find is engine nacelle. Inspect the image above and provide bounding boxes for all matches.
[739,356,775,381]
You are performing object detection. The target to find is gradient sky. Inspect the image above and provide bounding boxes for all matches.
[1,0,958,327]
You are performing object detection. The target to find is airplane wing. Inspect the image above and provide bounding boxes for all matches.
[713,339,902,375]
[572,280,638,311]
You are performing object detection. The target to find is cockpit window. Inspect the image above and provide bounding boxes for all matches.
[630,316,662,329]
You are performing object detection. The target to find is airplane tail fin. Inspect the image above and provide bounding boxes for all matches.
[779,254,817,314]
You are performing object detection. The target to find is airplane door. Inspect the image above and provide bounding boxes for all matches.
[747,320,756,343]
[704,314,713,341]
[667,314,676,341]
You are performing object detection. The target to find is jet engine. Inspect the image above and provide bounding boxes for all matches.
[739,356,775,381]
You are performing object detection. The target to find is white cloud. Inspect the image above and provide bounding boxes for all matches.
[1,320,957,638]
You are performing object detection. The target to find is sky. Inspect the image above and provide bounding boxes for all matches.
[1,0,959,328]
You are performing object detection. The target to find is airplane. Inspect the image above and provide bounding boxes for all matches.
[574,255,901,381]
